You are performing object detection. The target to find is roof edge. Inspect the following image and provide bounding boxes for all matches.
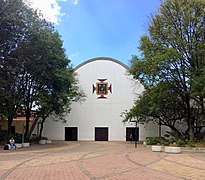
[74,57,129,71]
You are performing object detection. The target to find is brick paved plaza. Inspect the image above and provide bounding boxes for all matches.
[0,141,205,180]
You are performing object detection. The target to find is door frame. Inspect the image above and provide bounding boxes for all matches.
[126,127,139,141]
[95,127,108,141]
[65,127,78,141]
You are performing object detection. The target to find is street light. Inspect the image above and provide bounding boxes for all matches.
[130,119,138,148]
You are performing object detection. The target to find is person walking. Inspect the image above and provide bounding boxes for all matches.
[129,134,133,143]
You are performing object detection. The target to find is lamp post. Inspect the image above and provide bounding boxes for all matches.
[130,119,138,148]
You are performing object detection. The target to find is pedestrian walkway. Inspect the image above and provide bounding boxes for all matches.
[0,141,205,179]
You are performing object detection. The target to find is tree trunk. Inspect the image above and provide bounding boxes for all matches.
[25,108,31,140]
[188,111,194,139]
[185,94,194,139]
[38,112,49,138]
[5,115,13,143]
[39,119,45,139]
[28,116,38,138]
[189,123,194,139]
[200,96,204,116]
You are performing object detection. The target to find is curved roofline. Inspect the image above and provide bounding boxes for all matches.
[74,57,129,71]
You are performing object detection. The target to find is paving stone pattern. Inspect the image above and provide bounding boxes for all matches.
[0,141,205,180]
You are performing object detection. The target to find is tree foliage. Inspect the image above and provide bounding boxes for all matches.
[0,0,38,141]
[125,0,205,138]
[0,0,84,142]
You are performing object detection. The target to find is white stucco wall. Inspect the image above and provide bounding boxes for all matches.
[39,57,164,141]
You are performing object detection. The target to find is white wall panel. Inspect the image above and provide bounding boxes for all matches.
[39,57,164,141]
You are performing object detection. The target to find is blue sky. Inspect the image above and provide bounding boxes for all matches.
[26,0,161,67]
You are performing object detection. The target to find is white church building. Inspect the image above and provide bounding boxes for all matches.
[41,57,166,141]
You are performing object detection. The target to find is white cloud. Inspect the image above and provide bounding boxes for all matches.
[69,52,80,58]
[24,0,67,24]
[73,0,79,5]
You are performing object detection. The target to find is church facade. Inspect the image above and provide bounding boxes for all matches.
[41,57,167,141]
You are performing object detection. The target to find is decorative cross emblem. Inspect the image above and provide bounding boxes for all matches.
[92,79,112,99]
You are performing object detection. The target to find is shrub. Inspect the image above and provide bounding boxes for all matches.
[176,139,186,147]
[164,131,178,143]
[146,137,161,145]
[161,139,171,146]
[14,133,22,143]
[29,134,40,144]
[187,139,196,147]
[40,136,48,140]
[0,131,6,144]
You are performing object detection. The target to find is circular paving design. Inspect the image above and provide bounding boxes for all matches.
[0,141,205,180]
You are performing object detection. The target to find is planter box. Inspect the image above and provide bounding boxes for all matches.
[15,143,23,149]
[46,140,52,144]
[39,140,46,145]
[152,145,163,152]
[165,146,181,154]
[22,142,30,148]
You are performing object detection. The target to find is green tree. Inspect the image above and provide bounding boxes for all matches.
[15,22,69,139]
[0,0,38,142]
[0,0,84,142]
[11,11,84,140]
[122,83,185,137]
[126,0,205,138]
[34,68,84,139]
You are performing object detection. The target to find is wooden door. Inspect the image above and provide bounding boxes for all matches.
[95,127,108,141]
[65,127,78,141]
[126,127,139,141]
